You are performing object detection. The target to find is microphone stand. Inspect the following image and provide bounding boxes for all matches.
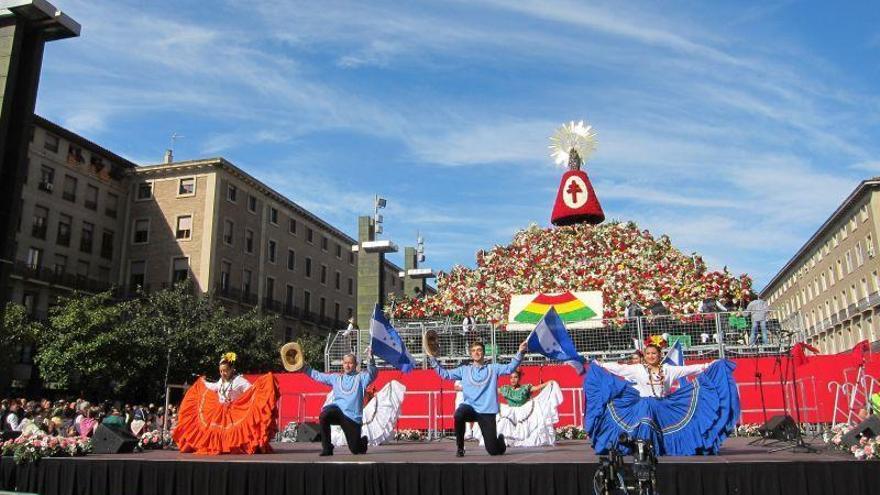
[769,348,817,453]
[748,353,771,445]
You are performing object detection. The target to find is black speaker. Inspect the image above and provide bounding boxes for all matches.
[295,422,322,442]
[841,415,880,448]
[91,424,139,454]
[758,415,798,441]
[1,431,21,441]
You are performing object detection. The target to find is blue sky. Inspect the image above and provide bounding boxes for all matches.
[34,0,880,290]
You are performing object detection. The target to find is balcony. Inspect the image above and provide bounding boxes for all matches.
[263,297,282,313]
[870,292,880,307]
[31,224,47,239]
[282,303,300,318]
[38,181,54,193]
[10,259,113,293]
[213,282,257,306]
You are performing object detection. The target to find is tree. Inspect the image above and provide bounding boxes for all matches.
[1,303,43,389]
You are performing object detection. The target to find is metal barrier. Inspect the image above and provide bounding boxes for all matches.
[325,310,801,371]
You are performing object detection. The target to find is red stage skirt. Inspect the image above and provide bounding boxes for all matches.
[173,373,278,455]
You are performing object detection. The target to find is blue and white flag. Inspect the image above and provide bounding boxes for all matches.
[662,340,687,386]
[527,308,586,374]
[369,305,415,373]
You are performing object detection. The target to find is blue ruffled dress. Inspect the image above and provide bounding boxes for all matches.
[583,360,740,456]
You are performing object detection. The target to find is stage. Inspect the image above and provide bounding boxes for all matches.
[1,438,877,495]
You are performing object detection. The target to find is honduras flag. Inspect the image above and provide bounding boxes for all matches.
[527,308,586,374]
[369,305,415,373]
[662,340,687,386]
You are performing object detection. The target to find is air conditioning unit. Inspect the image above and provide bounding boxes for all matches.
[45,182,54,191]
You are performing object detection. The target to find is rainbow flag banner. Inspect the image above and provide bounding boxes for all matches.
[507,291,603,330]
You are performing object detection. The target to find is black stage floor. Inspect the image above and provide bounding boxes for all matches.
[2,438,878,495]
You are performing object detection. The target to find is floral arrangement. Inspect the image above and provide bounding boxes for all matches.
[137,429,174,450]
[644,335,668,348]
[555,425,588,440]
[390,221,752,324]
[1,434,91,464]
[394,429,426,441]
[823,423,880,460]
[734,423,762,437]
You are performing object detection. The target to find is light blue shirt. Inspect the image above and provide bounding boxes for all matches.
[306,361,378,423]
[432,353,523,414]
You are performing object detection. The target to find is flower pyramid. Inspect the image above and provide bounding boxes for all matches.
[390,221,752,325]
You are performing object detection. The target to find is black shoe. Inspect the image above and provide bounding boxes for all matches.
[456,447,465,457]
[359,436,368,454]
[497,435,507,455]
[319,446,334,457]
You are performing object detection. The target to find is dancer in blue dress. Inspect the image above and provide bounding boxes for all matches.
[584,343,739,456]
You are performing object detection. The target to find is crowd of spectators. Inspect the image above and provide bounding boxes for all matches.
[1,397,177,439]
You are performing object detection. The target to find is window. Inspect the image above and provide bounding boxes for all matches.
[39,165,54,192]
[285,327,294,342]
[67,144,84,164]
[129,261,146,289]
[176,215,192,240]
[873,271,880,293]
[223,220,234,245]
[267,240,277,263]
[80,222,94,253]
[837,260,843,279]
[334,303,340,322]
[84,184,98,210]
[269,207,278,225]
[227,184,237,202]
[349,252,355,264]
[53,254,67,275]
[841,225,848,240]
[26,247,42,269]
[856,243,865,266]
[99,266,111,283]
[320,264,327,284]
[288,218,296,234]
[136,182,153,200]
[829,267,835,286]
[867,235,875,258]
[860,204,869,222]
[319,297,326,317]
[335,271,341,290]
[845,251,853,273]
[862,278,869,300]
[133,219,149,244]
[44,133,59,153]
[321,236,328,251]
[266,277,275,301]
[287,249,295,270]
[285,285,295,310]
[307,227,314,243]
[100,230,114,259]
[348,277,353,295]
[347,308,353,319]
[105,192,118,218]
[247,194,257,213]
[305,257,312,278]
[56,214,71,246]
[178,178,195,196]
[62,175,77,202]
[335,244,342,258]
[171,257,189,283]
[303,290,311,311]
[850,217,857,232]
[76,260,89,277]
[245,229,254,254]
[219,261,231,291]
[31,205,48,239]
[243,269,253,296]
[90,155,104,172]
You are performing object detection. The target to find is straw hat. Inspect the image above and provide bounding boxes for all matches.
[422,329,441,358]
[280,342,305,372]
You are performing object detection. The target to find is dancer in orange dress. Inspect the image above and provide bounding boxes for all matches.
[173,352,278,455]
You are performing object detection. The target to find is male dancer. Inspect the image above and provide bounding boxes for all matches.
[303,350,377,456]
[431,340,527,456]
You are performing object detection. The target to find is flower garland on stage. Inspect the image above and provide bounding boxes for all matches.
[391,221,752,325]
[1,434,91,464]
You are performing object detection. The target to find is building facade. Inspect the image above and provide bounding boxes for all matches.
[761,178,880,354]
[5,117,405,387]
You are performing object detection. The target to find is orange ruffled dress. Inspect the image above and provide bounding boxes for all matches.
[173,373,278,455]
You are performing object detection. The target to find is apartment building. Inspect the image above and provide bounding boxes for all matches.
[761,177,880,354]
[5,117,406,388]
[124,157,405,341]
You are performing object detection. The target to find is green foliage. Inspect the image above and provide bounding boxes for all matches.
[297,331,327,369]
[29,282,280,400]
[1,303,43,380]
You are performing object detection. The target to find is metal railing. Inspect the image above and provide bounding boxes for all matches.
[324,310,804,371]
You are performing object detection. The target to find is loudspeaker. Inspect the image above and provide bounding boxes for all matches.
[758,415,798,441]
[91,424,139,454]
[1,431,21,441]
[295,422,322,442]
[841,415,880,448]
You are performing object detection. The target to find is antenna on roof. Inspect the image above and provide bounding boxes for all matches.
[165,132,184,164]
